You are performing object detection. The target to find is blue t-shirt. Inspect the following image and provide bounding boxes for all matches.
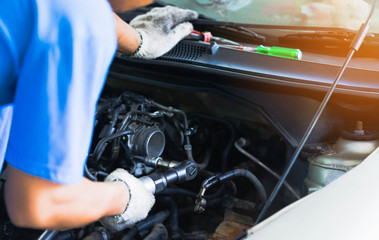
[0,0,117,184]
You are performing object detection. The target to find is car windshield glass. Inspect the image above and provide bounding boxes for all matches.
[162,0,379,32]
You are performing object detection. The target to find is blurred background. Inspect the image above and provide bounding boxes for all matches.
[163,0,379,32]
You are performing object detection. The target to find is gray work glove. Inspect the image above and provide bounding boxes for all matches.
[100,169,155,232]
[129,6,199,59]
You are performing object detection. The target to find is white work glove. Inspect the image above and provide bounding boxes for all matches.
[100,169,155,232]
[129,6,199,59]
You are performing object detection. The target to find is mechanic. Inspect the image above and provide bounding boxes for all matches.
[0,0,197,231]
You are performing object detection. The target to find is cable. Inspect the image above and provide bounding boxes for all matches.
[234,138,300,199]
[84,165,97,181]
[150,101,196,163]
[254,0,378,226]
[93,130,134,161]
[38,230,59,240]
[188,113,236,172]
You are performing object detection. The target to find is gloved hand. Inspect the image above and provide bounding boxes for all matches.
[129,6,199,59]
[100,169,155,232]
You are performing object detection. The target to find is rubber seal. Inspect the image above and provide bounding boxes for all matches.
[341,129,379,141]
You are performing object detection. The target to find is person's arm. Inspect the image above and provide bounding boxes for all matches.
[114,13,141,55]
[108,0,153,12]
[5,166,128,229]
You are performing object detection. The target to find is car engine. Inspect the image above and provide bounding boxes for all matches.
[79,89,274,240]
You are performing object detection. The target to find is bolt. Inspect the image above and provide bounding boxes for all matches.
[194,205,205,213]
[356,121,363,131]
[184,127,196,136]
[188,166,197,176]
[354,121,365,135]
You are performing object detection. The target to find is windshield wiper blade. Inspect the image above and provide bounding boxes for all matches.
[192,19,367,32]
[209,25,266,44]
[281,30,377,42]
[278,30,379,53]
[191,19,374,45]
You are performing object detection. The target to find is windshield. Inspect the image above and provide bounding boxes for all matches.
[162,0,379,32]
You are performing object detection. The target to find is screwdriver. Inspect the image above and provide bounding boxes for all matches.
[232,45,302,60]
[187,30,241,45]
[186,31,302,60]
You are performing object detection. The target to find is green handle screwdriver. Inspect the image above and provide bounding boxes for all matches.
[233,45,302,60]
[256,45,302,60]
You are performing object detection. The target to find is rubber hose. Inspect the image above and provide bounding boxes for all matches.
[228,169,267,204]
[121,211,170,240]
[143,223,168,240]
[159,197,180,239]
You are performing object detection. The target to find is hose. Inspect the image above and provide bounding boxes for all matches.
[229,169,267,204]
[160,179,237,200]
[234,138,300,199]
[197,143,213,170]
[143,224,168,240]
[159,188,198,198]
[93,130,134,161]
[195,169,266,213]
[110,105,126,132]
[82,229,109,240]
[159,197,180,239]
[108,105,127,162]
[121,211,170,240]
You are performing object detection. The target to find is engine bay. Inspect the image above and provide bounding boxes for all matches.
[4,7,379,238]
[3,1,379,239]
[2,59,372,240]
